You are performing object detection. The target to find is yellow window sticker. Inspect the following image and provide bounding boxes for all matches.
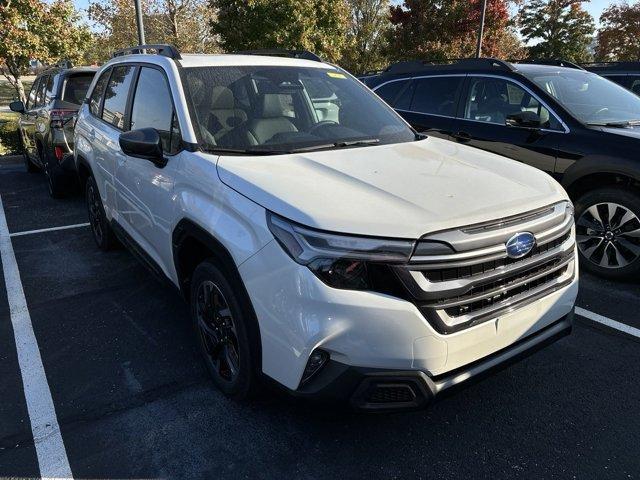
[327,71,346,79]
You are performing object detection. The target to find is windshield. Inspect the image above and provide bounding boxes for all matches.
[181,66,416,154]
[522,69,640,126]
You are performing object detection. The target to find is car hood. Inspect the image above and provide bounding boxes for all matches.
[216,137,569,238]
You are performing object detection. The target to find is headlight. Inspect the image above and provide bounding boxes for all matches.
[267,212,415,290]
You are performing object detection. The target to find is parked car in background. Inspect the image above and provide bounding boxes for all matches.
[365,58,640,280]
[10,61,97,197]
[583,62,640,95]
[73,45,577,410]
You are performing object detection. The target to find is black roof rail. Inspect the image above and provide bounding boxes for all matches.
[112,44,182,60]
[581,61,640,71]
[383,57,516,75]
[515,59,585,70]
[234,49,323,62]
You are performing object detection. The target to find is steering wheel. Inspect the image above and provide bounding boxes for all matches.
[308,120,339,135]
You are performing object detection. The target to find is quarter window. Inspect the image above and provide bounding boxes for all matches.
[463,77,560,129]
[102,65,136,130]
[89,69,111,116]
[130,67,181,154]
[410,77,463,117]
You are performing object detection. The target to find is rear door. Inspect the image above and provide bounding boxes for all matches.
[89,65,137,218]
[392,75,465,140]
[451,75,564,174]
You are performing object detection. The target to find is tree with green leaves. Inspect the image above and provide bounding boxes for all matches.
[0,0,91,103]
[387,0,523,62]
[595,1,640,61]
[340,0,392,74]
[518,0,595,62]
[210,0,350,62]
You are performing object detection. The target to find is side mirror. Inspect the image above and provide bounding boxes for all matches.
[119,128,166,167]
[9,100,25,113]
[506,111,542,129]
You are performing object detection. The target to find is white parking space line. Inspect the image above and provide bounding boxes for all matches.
[0,195,73,479]
[576,307,640,339]
[10,222,90,238]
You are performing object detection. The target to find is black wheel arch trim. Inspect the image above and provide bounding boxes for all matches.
[172,218,263,369]
[561,155,640,194]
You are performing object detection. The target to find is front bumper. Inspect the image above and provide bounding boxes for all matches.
[295,311,572,411]
[239,240,578,395]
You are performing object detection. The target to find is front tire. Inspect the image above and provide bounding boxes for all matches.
[85,175,116,251]
[575,187,640,280]
[190,260,260,399]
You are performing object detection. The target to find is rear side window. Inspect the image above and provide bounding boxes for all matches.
[411,77,463,117]
[89,70,111,116]
[35,76,49,108]
[26,79,40,110]
[629,76,640,96]
[130,67,181,154]
[375,80,409,106]
[102,65,136,129]
[62,73,95,105]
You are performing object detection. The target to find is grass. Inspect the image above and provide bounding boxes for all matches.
[0,111,21,156]
[0,80,33,106]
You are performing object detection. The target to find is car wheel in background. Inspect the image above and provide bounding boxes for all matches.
[85,175,116,251]
[190,259,260,399]
[575,187,640,280]
[23,143,39,174]
[42,151,65,198]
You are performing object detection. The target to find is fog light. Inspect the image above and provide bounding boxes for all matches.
[301,349,329,384]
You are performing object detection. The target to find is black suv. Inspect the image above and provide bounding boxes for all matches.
[363,58,640,280]
[10,62,97,197]
[583,62,640,95]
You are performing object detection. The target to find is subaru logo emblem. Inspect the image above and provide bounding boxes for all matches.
[505,232,536,259]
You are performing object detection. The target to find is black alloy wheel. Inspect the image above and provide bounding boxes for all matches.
[190,260,259,399]
[575,188,640,279]
[85,175,116,251]
[195,280,241,383]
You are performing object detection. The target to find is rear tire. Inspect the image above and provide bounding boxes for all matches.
[190,259,260,400]
[85,175,116,251]
[575,187,640,280]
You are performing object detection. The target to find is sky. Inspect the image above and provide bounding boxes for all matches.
[70,0,615,27]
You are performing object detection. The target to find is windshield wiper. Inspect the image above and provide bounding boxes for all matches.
[587,120,640,128]
[202,146,286,156]
[285,138,381,153]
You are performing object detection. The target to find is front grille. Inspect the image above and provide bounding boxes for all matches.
[423,230,571,282]
[399,201,576,333]
[441,260,570,317]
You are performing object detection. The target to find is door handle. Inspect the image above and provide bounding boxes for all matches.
[454,131,471,142]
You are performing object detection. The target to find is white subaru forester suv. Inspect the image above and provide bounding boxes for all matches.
[74,45,578,411]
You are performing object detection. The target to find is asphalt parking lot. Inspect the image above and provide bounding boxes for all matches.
[0,158,638,479]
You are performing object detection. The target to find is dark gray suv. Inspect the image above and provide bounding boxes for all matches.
[10,62,97,197]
